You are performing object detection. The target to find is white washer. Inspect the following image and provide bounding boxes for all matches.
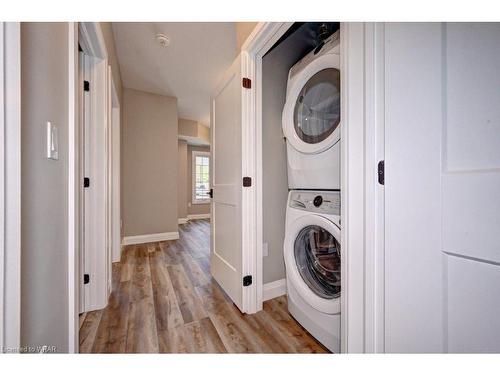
[282,31,341,190]
[284,190,341,352]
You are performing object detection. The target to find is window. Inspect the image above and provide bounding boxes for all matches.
[192,151,210,204]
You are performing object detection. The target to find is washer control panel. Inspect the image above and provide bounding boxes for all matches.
[289,190,340,215]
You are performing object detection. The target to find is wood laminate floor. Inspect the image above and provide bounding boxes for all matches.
[79,219,328,353]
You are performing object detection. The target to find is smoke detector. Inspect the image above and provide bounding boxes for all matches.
[155,33,170,47]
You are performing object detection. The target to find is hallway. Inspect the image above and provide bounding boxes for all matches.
[79,220,328,353]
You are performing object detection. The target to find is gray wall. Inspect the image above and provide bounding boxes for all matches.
[262,30,312,284]
[187,145,211,216]
[21,22,69,352]
[122,88,178,236]
[178,140,188,219]
[236,22,258,50]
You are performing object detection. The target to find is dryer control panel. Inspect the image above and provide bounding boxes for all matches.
[289,190,340,215]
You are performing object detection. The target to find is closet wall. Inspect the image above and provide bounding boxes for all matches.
[261,23,340,284]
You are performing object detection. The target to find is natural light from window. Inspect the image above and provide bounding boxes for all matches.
[193,151,210,203]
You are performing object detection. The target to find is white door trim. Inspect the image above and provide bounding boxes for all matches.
[110,79,121,264]
[1,22,21,352]
[79,22,108,60]
[67,21,79,354]
[240,22,293,314]
[339,23,386,353]
[70,21,110,352]
[362,22,386,353]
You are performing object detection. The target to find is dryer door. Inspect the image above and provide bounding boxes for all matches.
[284,214,341,314]
[282,54,341,154]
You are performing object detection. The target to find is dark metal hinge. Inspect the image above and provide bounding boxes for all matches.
[84,274,90,284]
[84,80,90,92]
[242,77,251,89]
[243,176,252,187]
[378,160,385,185]
[243,275,252,286]
[84,177,90,188]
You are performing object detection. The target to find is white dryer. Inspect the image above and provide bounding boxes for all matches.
[282,31,341,190]
[284,190,341,352]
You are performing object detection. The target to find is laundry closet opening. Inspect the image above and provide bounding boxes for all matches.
[261,22,340,287]
[260,22,341,352]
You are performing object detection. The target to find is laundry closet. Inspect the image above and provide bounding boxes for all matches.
[261,22,341,352]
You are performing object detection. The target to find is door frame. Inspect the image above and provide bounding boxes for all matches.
[68,21,79,354]
[241,22,384,352]
[1,22,21,352]
[110,74,121,264]
[69,21,111,353]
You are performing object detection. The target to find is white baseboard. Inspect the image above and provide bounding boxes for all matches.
[178,217,189,224]
[187,213,211,220]
[122,231,179,245]
[263,278,287,301]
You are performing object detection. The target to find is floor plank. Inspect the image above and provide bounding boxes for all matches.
[125,244,159,353]
[79,310,103,353]
[80,218,328,353]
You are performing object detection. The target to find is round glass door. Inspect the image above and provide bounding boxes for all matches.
[293,68,340,144]
[294,225,341,299]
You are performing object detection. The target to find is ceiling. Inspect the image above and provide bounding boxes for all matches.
[112,22,237,125]
[178,135,210,147]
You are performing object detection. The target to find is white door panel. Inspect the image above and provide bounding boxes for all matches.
[447,255,500,353]
[385,23,500,353]
[444,23,500,171]
[211,54,243,311]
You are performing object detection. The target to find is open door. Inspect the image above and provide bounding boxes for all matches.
[210,54,244,311]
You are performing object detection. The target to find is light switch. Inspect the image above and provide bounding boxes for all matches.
[263,242,269,257]
[46,121,59,160]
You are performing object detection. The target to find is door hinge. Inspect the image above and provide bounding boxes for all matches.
[242,77,251,89]
[84,274,90,284]
[378,160,385,185]
[84,177,90,188]
[243,275,252,286]
[243,176,252,187]
[84,80,90,92]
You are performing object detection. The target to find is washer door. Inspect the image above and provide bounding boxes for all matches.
[284,214,341,314]
[282,53,341,155]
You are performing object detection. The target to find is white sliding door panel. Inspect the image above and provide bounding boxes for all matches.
[210,54,243,311]
[384,23,444,353]
[385,23,500,353]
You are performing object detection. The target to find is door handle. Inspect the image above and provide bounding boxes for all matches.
[208,189,213,199]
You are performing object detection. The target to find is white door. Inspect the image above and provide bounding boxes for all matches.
[384,23,500,352]
[210,54,244,311]
[80,52,110,312]
[79,51,89,313]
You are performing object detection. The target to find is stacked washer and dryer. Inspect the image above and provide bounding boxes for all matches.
[282,30,341,353]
